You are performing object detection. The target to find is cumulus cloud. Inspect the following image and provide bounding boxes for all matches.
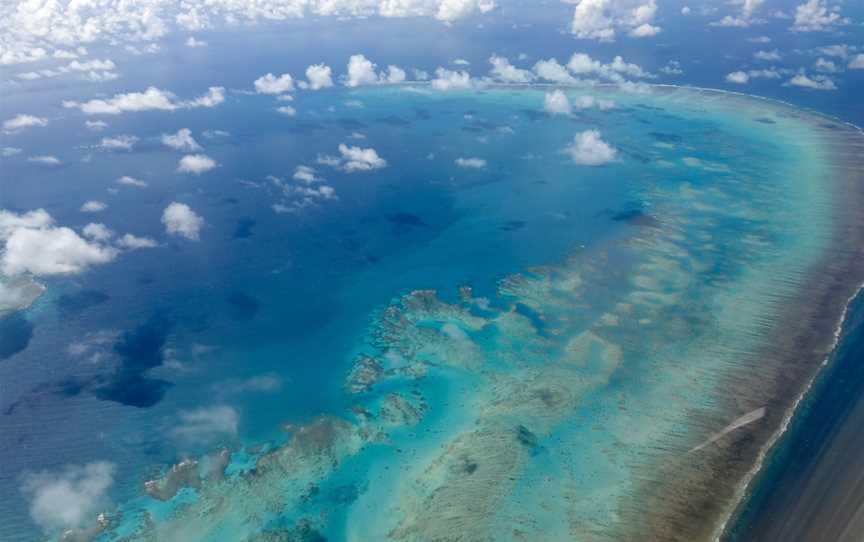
[383,65,407,83]
[573,95,615,109]
[162,128,202,151]
[186,36,207,47]
[21,462,115,534]
[564,130,617,165]
[0,209,118,276]
[63,86,224,115]
[455,157,487,168]
[80,200,107,213]
[82,223,113,241]
[567,52,652,82]
[98,135,138,151]
[116,175,147,188]
[850,54,864,70]
[162,202,204,240]
[754,49,781,61]
[488,55,534,83]
[2,147,22,157]
[792,0,847,31]
[276,105,297,116]
[568,0,661,41]
[431,67,474,90]
[116,234,158,249]
[786,72,837,90]
[171,405,239,445]
[533,58,578,84]
[726,71,750,84]
[177,154,216,174]
[301,63,334,90]
[3,114,48,132]
[254,72,294,94]
[544,90,572,115]
[711,0,765,27]
[345,54,380,87]
[337,143,387,172]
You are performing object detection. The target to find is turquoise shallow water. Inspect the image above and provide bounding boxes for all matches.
[2,85,863,541]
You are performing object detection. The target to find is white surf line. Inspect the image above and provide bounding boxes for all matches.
[689,407,767,454]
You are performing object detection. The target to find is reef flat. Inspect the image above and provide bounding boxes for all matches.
[54,85,864,542]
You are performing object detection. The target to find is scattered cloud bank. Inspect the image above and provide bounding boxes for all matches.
[162,128,202,151]
[488,55,534,83]
[431,67,474,90]
[0,1,497,68]
[162,202,203,240]
[177,154,217,174]
[792,0,848,31]
[15,58,117,83]
[568,0,661,41]
[564,130,617,165]
[21,462,115,534]
[63,86,224,115]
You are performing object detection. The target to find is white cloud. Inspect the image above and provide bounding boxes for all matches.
[162,128,202,151]
[0,209,118,276]
[711,0,765,27]
[533,58,578,83]
[345,54,380,87]
[814,58,840,73]
[544,90,572,115]
[254,72,294,94]
[754,49,781,61]
[63,86,224,115]
[850,54,864,70]
[162,202,204,240]
[384,65,406,83]
[3,114,48,132]
[82,223,113,241]
[185,36,207,47]
[488,55,534,83]
[565,52,653,83]
[338,143,387,172]
[85,120,108,131]
[568,0,660,41]
[177,154,216,174]
[726,71,750,84]
[98,135,138,151]
[431,67,474,90]
[21,462,115,534]
[455,157,487,168]
[116,175,147,188]
[116,234,157,249]
[28,155,61,165]
[80,200,107,213]
[2,147,22,157]
[276,105,297,116]
[171,405,239,445]
[435,0,496,22]
[564,130,617,165]
[293,165,322,183]
[792,0,847,31]
[786,73,837,90]
[573,95,616,109]
[302,63,334,90]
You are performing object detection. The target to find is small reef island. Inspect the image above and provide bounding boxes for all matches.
[31,85,864,541]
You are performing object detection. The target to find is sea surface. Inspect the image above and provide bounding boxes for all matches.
[2,84,864,541]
